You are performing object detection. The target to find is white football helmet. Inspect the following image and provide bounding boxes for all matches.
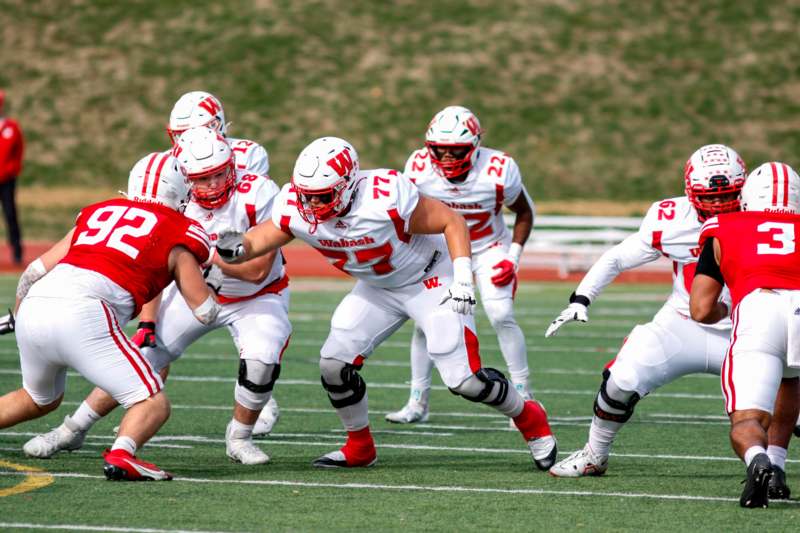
[167,91,227,144]
[425,105,482,179]
[174,126,236,209]
[127,152,191,212]
[292,137,360,229]
[741,162,800,214]
[684,144,746,220]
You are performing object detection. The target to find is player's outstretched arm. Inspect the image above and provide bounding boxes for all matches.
[408,195,471,260]
[215,247,278,284]
[217,221,293,264]
[14,228,75,312]
[169,246,220,325]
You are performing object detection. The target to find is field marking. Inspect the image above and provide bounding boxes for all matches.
[1,470,798,506]
[0,522,236,533]
[0,460,53,497]
[0,368,721,400]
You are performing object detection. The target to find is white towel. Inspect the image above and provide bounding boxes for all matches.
[788,292,800,368]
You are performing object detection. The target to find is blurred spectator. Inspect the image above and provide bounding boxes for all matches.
[0,90,24,264]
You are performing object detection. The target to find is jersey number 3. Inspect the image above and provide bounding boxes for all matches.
[74,205,157,260]
[756,221,796,255]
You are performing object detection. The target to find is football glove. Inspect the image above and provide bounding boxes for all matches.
[0,309,15,335]
[439,280,477,315]
[132,321,156,348]
[203,264,224,295]
[545,293,591,338]
[490,258,517,287]
[216,230,245,263]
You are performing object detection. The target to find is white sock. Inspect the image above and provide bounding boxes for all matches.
[69,401,101,431]
[767,445,787,471]
[743,445,767,467]
[111,436,137,456]
[587,416,622,458]
[228,418,254,440]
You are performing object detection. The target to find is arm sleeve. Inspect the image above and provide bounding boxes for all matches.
[695,238,724,284]
[574,232,661,303]
[247,144,269,177]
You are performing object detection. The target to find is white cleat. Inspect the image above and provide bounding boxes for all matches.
[384,401,429,424]
[23,416,87,458]
[527,434,558,471]
[252,397,280,436]
[225,422,270,465]
[549,444,608,478]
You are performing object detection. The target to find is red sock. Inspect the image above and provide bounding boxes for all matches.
[513,400,552,441]
[341,426,376,466]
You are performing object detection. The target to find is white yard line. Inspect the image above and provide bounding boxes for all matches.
[0,522,236,533]
[0,471,798,506]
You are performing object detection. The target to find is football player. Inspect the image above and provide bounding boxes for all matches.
[24,128,290,465]
[546,145,799,497]
[1,153,217,480]
[215,136,557,469]
[385,106,537,426]
[691,162,800,508]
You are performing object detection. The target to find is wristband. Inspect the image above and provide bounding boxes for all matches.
[137,321,156,331]
[569,292,591,307]
[508,242,523,265]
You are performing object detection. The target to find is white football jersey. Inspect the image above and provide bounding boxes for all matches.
[186,172,285,299]
[404,146,525,254]
[273,169,444,288]
[575,196,731,330]
[228,137,269,177]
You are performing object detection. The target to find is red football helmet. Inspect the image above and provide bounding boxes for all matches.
[684,144,746,220]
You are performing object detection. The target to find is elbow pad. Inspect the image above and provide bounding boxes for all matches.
[16,258,47,300]
[193,295,221,325]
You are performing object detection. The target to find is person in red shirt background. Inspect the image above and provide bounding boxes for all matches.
[0,90,24,264]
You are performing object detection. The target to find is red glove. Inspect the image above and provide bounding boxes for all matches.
[132,321,156,348]
[491,259,517,287]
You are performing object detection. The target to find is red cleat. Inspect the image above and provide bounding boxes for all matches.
[102,449,173,481]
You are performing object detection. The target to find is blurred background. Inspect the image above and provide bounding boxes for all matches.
[2,0,800,240]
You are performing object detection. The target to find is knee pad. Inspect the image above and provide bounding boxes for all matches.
[449,367,510,406]
[319,358,366,409]
[593,369,640,423]
[482,298,515,329]
[234,360,280,411]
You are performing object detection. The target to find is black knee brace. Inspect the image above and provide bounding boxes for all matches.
[449,367,510,406]
[593,369,640,423]
[320,363,366,409]
[237,360,281,393]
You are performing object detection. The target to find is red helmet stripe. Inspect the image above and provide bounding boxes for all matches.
[150,153,169,197]
[770,162,779,206]
[141,153,158,196]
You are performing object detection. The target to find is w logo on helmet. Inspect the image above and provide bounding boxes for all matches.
[327,149,354,177]
[198,96,222,117]
[464,116,480,136]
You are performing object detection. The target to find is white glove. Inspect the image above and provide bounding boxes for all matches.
[216,230,246,263]
[545,302,589,337]
[203,264,224,294]
[440,257,476,315]
[0,309,15,335]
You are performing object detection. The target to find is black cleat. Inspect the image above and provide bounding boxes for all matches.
[794,424,800,438]
[768,465,791,500]
[740,453,773,508]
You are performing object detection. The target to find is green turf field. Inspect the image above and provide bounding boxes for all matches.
[1,277,798,532]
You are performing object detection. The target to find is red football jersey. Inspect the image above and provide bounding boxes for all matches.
[0,118,23,183]
[699,211,800,308]
[60,198,211,316]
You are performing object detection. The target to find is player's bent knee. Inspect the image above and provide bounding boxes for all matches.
[234,360,280,411]
[320,329,372,361]
[482,299,515,328]
[319,357,366,409]
[594,369,640,423]
[449,368,510,406]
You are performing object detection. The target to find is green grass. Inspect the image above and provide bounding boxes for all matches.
[4,1,800,203]
[1,277,799,531]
